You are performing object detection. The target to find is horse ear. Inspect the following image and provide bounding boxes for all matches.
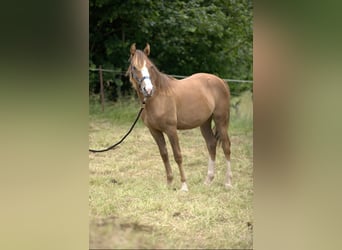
[144,43,150,56]
[130,43,136,55]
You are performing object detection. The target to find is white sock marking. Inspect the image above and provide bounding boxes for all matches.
[181,182,189,192]
[208,158,215,177]
[204,158,215,185]
[225,160,232,188]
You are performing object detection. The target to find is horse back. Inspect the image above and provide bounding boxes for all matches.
[176,73,229,104]
[171,73,229,129]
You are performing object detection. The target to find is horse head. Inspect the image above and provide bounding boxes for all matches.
[128,43,154,99]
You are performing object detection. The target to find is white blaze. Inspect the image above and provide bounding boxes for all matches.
[141,61,153,95]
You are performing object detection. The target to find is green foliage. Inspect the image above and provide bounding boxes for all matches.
[90,0,253,99]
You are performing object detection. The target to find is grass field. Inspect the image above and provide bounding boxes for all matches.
[89,92,253,249]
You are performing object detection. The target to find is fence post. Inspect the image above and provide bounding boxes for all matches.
[99,65,105,112]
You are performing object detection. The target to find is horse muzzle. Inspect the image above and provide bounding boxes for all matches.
[141,78,154,97]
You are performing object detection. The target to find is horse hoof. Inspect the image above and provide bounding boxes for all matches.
[204,180,212,185]
[204,176,214,185]
[225,183,233,189]
[181,182,189,192]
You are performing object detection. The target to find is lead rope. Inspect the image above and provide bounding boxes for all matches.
[89,103,145,153]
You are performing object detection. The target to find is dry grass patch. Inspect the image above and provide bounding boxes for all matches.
[89,93,253,249]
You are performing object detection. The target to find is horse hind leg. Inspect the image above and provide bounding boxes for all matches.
[214,116,232,189]
[200,117,217,185]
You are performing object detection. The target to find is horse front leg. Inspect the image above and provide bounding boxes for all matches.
[166,129,188,192]
[148,128,173,185]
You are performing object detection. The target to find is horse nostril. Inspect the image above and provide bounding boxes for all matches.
[142,85,153,96]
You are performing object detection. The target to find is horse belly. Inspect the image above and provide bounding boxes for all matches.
[174,77,218,129]
[177,119,206,130]
[176,105,213,130]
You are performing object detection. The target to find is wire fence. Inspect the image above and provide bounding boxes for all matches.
[89,67,253,111]
[89,68,253,83]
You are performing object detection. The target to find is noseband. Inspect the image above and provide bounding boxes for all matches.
[130,65,151,87]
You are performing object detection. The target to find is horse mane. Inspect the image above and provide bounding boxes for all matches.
[127,50,175,94]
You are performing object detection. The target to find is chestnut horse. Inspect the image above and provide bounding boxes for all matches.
[127,43,232,191]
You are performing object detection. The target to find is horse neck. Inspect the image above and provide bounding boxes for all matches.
[134,66,172,105]
[152,67,172,93]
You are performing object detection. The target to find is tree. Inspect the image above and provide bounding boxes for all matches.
[89,0,253,100]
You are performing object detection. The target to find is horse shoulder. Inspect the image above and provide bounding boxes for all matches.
[143,96,177,130]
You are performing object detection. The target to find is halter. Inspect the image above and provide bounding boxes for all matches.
[130,64,154,98]
[130,65,151,87]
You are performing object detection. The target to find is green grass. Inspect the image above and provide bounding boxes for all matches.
[89,92,253,249]
[89,95,141,125]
